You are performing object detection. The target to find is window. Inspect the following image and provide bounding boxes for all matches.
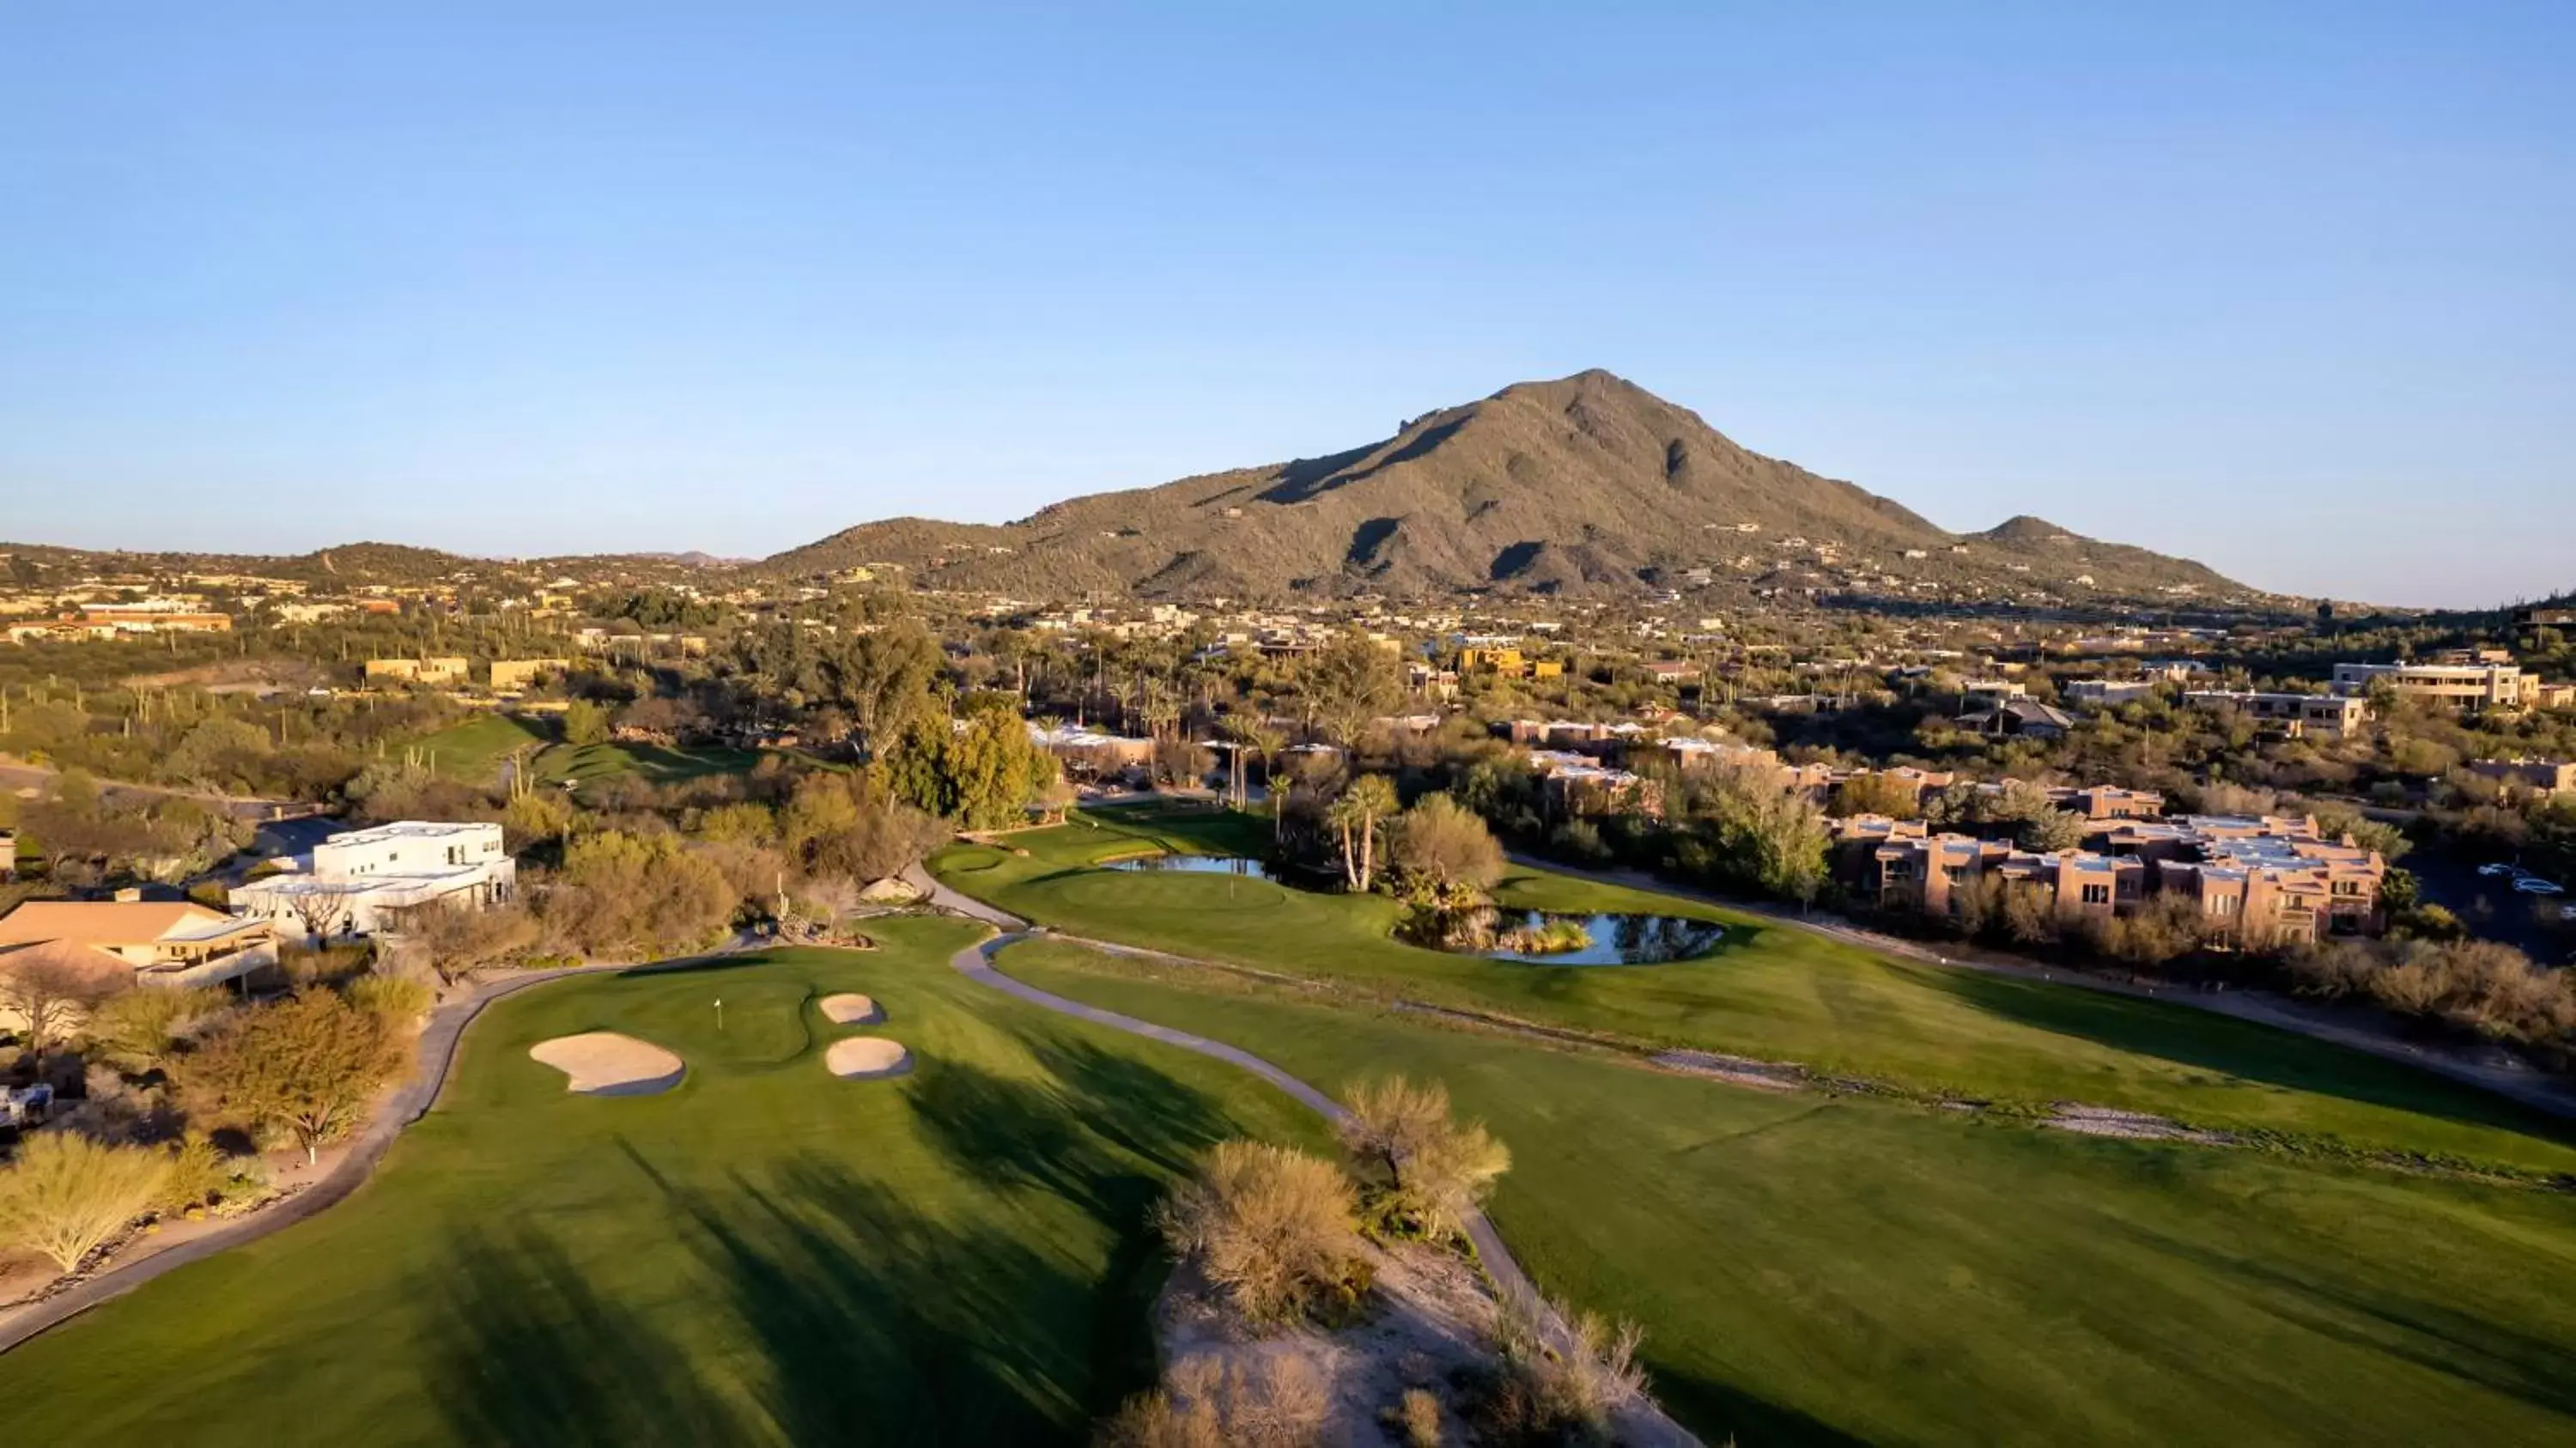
[2081,883,2111,906]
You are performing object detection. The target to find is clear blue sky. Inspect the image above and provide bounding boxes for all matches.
[3,3,2568,607]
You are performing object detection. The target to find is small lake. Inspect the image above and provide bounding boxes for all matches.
[1102,854,1279,880]
[1400,908,1727,965]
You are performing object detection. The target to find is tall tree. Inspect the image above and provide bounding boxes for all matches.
[1325,775,1400,892]
[833,618,944,759]
[1297,633,1403,751]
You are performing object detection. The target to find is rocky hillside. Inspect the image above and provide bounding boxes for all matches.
[768,371,2256,604]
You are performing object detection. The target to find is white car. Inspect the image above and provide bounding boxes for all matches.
[2513,877,2565,896]
[2477,861,2518,877]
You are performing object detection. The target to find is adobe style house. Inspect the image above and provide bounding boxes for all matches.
[232,821,515,943]
[363,656,471,687]
[0,898,280,994]
[1026,722,1156,780]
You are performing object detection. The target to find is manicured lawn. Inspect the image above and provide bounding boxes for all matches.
[1000,937,2576,1448]
[934,806,2576,1175]
[408,713,550,785]
[402,715,758,796]
[0,920,1325,1446]
[536,739,762,795]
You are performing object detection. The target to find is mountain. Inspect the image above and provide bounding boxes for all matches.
[768,370,2256,603]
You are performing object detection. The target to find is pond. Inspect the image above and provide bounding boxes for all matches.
[1399,907,1727,965]
[1102,853,1280,881]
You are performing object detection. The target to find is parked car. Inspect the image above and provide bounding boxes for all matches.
[2477,861,2518,877]
[2513,877,2566,896]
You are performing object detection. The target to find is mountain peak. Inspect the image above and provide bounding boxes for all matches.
[766,377,2254,602]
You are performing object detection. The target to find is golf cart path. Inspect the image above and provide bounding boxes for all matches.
[907,873,1540,1307]
[917,871,1700,1442]
[1513,854,2576,1123]
[0,939,756,1356]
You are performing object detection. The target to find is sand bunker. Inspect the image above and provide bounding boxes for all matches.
[825,1037,913,1080]
[818,993,884,1025]
[530,1032,686,1097]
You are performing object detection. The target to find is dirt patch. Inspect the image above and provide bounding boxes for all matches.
[824,1037,913,1080]
[818,993,884,1025]
[2039,1104,2233,1144]
[1150,1239,1697,1447]
[1649,1049,1807,1092]
[529,1032,686,1096]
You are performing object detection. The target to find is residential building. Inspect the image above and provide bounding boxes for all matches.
[2184,690,2369,739]
[2065,678,2158,708]
[0,898,280,992]
[233,821,516,942]
[1635,660,1704,685]
[2331,660,2530,710]
[2513,605,2576,629]
[1954,697,2075,739]
[364,656,471,687]
[489,658,571,692]
[2468,758,2576,799]
[1026,722,1156,778]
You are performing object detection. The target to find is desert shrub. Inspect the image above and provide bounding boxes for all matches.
[159,1132,233,1212]
[398,899,542,983]
[1388,1387,1444,1447]
[82,984,230,1071]
[345,970,434,1025]
[182,989,409,1165]
[1155,1141,1364,1327]
[0,1131,178,1274]
[1390,794,1506,896]
[1338,1076,1510,1241]
[1097,1355,1329,1448]
[1471,1290,1649,1448]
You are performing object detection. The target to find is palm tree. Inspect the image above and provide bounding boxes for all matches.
[1327,774,1400,891]
[1236,716,1287,835]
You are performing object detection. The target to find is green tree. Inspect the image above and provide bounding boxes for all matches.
[560,699,611,748]
[1297,633,1403,749]
[1389,792,1505,897]
[183,989,410,1165]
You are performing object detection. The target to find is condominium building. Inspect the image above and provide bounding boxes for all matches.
[1836,811,2384,947]
[233,821,515,942]
[2331,660,2530,710]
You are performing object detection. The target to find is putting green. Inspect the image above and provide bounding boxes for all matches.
[0,920,1327,1445]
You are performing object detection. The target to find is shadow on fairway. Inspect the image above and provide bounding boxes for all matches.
[1649,1366,1875,1448]
[423,1226,746,1446]
[1929,961,2576,1148]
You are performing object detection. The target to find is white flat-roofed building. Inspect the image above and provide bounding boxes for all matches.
[2331,660,2530,710]
[234,820,515,942]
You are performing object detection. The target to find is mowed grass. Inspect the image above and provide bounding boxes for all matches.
[935,806,2576,1174]
[537,739,762,795]
[402,713,759,797]
[0,919,1325,1447]
[1001,937,2576,1448]
[407,713,550,785]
